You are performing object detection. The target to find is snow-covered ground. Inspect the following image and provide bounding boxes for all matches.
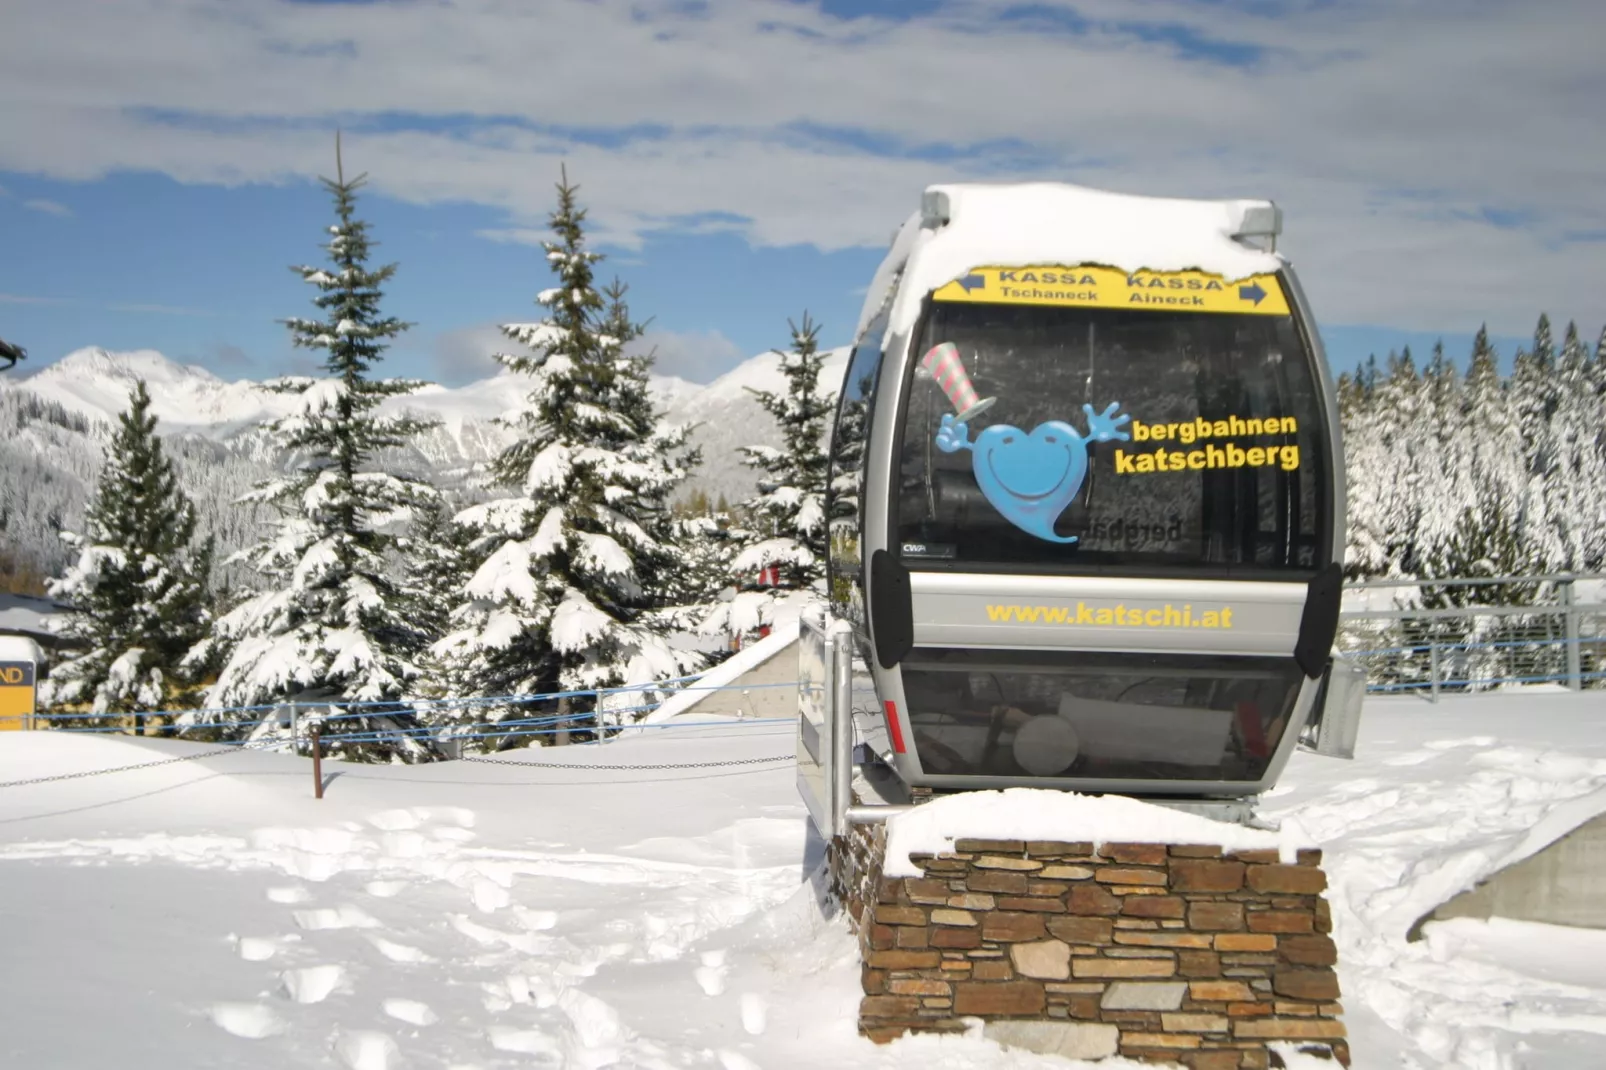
[3,690,1606,1069]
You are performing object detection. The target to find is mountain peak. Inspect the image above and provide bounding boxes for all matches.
[39,346,224,389]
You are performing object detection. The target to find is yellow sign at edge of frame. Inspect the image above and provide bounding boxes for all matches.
[0,659,35,727]
[931,264,1291,316]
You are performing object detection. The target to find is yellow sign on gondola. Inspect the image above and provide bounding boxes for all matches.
[0,661,35,731]
[931,265,1291,316]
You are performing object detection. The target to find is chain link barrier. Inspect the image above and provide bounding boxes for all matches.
[0,738,796,789]
[0,738,285,790]
[459,753,795,771]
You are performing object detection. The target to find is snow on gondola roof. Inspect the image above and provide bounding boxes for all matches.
[863,181,1288,341]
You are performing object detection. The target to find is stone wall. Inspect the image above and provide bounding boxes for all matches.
[831,822,1348,1069]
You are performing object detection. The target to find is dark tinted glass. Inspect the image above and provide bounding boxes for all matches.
[901,648,1303,782]
[895,301,1327,573]
[827,310,888,619]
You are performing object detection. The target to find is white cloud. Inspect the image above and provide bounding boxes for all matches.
[22,197,71,217]
[0,0,1602,336]
[626,327,745,385]
[430,322,511,385]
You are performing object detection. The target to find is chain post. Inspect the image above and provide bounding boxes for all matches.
[311,722,324,800]
[1429,642,1441,703]
[1562,580,1582,691]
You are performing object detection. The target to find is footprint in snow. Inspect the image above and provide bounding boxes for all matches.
[469,876,511,913]
[383,998,437,1026]
[368,935,433,963]
[294,904,381,931]
[209,1002,285,1039]
[717,1050,762,1070]
[280,964,346,1004]
[487,1027,561,1057]
[739,993,767,1036]
[694,949,728,995]
[334,1029,400,1070]
[513,906,558,931]
[365,880,408,898]
[267,885,311,904]
[231,933,300,961]
[367,808,425,832]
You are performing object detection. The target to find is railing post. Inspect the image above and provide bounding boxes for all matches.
[1429,641,1441,703]
[1562,580,1582,691]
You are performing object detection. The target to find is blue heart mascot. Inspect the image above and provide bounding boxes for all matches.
[923,342,1130,544]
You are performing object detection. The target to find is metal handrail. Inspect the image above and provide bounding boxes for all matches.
[1343,572,1606,590]
[1341,602,1605,621]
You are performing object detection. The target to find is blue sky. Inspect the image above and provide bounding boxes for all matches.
[2,0,1601,386]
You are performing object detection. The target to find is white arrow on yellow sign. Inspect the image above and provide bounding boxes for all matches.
[931,265,1291,316]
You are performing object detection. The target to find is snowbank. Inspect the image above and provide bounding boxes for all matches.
[882,787,1309,877]
[8,691,1606,1067]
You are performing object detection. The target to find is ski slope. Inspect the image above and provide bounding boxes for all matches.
[3,690,1606,1069]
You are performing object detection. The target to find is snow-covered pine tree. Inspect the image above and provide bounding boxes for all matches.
[437,168,697,744]
[1415,341,1472,572]
[407,495,480,716]
[703,313,832,642]
[1509,314,1567,571]
[595,277,704,627]
[183,139,441,760]
[1341,351,1395,576]
[1549,322,1601,570]
[40,380,212,732]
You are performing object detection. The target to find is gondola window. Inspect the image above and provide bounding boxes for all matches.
[895,301,1328,574]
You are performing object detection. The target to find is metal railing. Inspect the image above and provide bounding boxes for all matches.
[1337,573,1606,698]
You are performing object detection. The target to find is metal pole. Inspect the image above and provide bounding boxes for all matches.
[831,632,853,839]
[846,804,915,825]
[311,723,324,800]
[1429,642,1441,703]
[1562,580,1582,691]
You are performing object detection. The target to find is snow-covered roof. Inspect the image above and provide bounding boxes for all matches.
[641,618,800,726]
[878,181,1288,340]
[0,593,71,646]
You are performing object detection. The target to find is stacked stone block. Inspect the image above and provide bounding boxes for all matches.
[832,825,1347,1069]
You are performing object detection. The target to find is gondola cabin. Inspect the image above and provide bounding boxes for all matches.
[826,182,1346,799]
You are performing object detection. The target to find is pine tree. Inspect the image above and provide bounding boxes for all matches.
[1552,321,1606,569]
[1415,340,1470,570]
[438,168,698,744]
[703,313,833,642]
[595,277,703,625]
[40,381,213,731]
[184,138,441,760]
[408,496,479,718]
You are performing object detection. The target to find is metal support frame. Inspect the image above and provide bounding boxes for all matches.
[799,612,909,838]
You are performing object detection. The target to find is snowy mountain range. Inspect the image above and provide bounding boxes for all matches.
[13,345,847,494]
[0,345,850,579]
